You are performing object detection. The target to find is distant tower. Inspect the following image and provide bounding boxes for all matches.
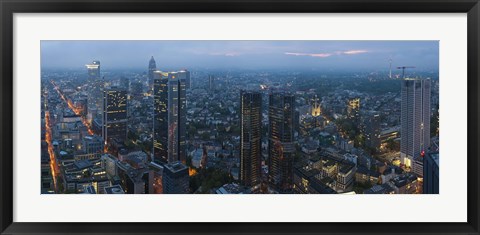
[240,90,262,187]
[86,60,103,124]
[400,78,431,168]
[268,92,295,192]
[389,58,392,79]
[148,56,157,92]
[311,95,321,117]
[208,75,215,92]
[102,87,128,144]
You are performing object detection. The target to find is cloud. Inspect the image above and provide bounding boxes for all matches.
[341,50,369,55]
[209,52,241,57]
[284,52,332,57]
[285,49,369,58]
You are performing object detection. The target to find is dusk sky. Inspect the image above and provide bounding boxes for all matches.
[41,41,439,71]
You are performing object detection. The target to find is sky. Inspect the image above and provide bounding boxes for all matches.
[41,41,439,72]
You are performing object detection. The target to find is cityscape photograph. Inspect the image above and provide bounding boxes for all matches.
[40,41,439,194]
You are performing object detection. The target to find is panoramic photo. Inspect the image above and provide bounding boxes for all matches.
[40,40,439,194]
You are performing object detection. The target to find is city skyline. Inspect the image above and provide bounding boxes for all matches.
[41,41,439,72]
[41,40,439,195]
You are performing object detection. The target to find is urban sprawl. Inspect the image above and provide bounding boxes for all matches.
[41,56,439,194]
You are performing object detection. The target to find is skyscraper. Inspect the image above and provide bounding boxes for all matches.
[102,87,128,144]
[153,71,169,164]
[400,78,431,168]
[153,71,187,164]
[86,60,103,123]
[240,91,262,187]
[167,72,187,164]
[148,56,157,92]
[268,92,295,192]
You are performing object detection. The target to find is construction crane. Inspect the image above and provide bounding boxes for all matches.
[396,66,416,79]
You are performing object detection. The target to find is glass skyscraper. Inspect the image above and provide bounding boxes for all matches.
[268,92,295,192]
[240,90,262,187]
[153,70,186,164]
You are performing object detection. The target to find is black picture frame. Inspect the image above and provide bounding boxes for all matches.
[1,0,479,234]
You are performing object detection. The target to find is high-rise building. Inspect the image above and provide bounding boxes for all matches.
[148,56,157,92]
[400,78,431,168]
[153,71,187,164]
[167,72,187,163]
[86,60,103,123]
[162,161,189,194]
[153,71,169,164]
[240,91,262,187]
[102,87,128,144]
[268,92,296,192]
[423,152,439,194]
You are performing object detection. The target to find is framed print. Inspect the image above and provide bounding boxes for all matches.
[1,0,479,234]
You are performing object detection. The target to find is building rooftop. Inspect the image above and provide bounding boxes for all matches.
[104,185,125,194]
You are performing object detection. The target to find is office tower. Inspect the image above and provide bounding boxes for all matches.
[423,152,439,194]
[208,75,215,91]
[167,72,187,163]
[153,71,187,164]
[102,87,128,144]
[148,56,157,92]
[400,78,431,168]
[162,161,189,194]
[240,91,262,187]
[86,60,103,122]
[153,71,169,164]
[268,92,295,192]
[363,112,381,150]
